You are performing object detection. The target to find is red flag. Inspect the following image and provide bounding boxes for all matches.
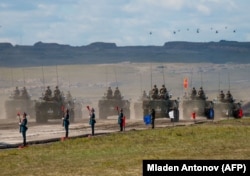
[238,109,243,118]
[86,106,90,111]
[183,78,188,89]
[122,116,126,127]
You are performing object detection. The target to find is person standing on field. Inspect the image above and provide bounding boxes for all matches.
[118,109,124,131]
[151,108,156,129]
[19,112,28,147]
[63,109,70,138]
[89,108,96,136]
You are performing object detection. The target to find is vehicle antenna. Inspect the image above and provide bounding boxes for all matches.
[218,72,221,92]
[200,71,203,87]
[56,65,59,87]
[10,68,14,87]
[41,65,45,92]
[68,70,71,91]
[150,63,152,90]
[162,65,165,86]
[114,66,118,87]
[22,68,26,87]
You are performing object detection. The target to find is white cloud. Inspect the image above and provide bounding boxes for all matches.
[0,0,249,46]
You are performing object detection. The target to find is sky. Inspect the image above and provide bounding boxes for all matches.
[0,0,249,46]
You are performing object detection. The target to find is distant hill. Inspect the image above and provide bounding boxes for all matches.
[0,40,250,67]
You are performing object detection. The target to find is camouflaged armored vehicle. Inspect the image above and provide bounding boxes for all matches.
[98,87,130,119]
[35,86,75,123]
[141,85,179,121]
[213,90,243,118]
[5,87,35,119]
[182,87,214,119]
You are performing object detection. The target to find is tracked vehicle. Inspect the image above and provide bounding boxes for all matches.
[35,86,75,123]
[5,87,35,119]
[182,87,214,119]
[140,85,179,122]
[98,87,130,119]
[213,90,243,118]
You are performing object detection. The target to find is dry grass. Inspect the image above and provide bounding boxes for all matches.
[0,118,250,176]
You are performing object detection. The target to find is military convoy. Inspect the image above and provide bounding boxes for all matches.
[98,87,130,119]
[182,87,214,119]
[213,90,243,118]
[5,87,35,119]
[139,85,179,121]
[35,86,79,123]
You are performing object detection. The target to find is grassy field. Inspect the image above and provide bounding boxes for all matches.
[1,118,250,176]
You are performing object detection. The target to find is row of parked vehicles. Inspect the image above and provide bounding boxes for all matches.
[5,85,244,123]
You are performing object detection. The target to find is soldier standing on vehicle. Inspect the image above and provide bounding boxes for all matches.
[226,90,233,102]
[21,87,29,99]
[54,86,61,101]
[160,85,167,99]
[107,87,113,99]
[14,86,20,98]
[191,87,197,99]
[62,109,70,138]
[19,112,28,147]
[114,87,122,99]
[219,90,225,101]
[44,86,52,100]
[152,85,159,99]
[198,87,205,99]
[118,109,124,131]
[151,108,156,129]
[89,108,96,136]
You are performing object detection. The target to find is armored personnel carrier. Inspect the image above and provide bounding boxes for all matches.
[35,86,75,123]
[5,87,35,119]
[141,85,179,121]
[98,87,130,119]
[213,90,243,118]
[182,87,214,119]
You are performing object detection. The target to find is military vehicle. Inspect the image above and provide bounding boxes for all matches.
[140,85,179,122]
[242,102,250,117]
[182,87,214,119]
[35,86,75,123]
[98,87,130,119]
[5,87,35,119]
[213,90,243,118]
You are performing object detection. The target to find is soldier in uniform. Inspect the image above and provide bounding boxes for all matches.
[114,87,122,99]
[118,109,124,131]
[151,108,156,129]
[198,87,205,99]
[191,87,197,99]
[226,90,233,102]
[219,90,225,101]
[19,112,28,147]
[89,108,96,136]
[62,109,70,138]
[21,87,29,99]
[44,86,52,100]
[14,86,20,98]
[160,84,167,99]
[54,86,61,101]
[151,85,159,99]
[106,87,113,99]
